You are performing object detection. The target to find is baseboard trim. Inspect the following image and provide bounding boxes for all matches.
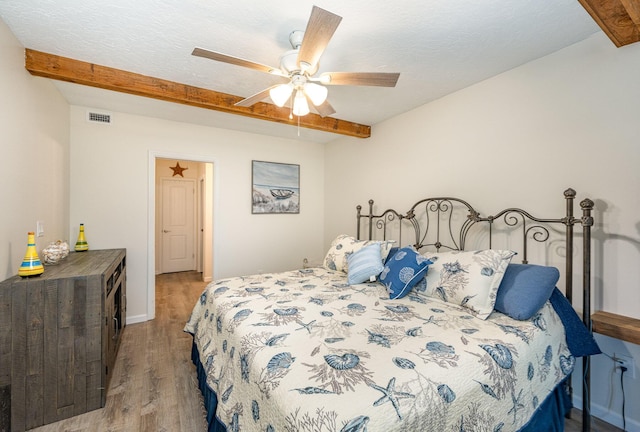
[573,394,639,431]
[126,314,149,325]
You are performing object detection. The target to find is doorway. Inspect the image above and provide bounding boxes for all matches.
[148,154,215,320]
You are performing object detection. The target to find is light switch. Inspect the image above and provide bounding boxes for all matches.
[36,221,44,237]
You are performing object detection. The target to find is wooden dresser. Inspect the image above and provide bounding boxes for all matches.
[0,248,126,431]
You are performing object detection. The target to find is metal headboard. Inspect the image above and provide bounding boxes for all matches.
[356,188,595,432]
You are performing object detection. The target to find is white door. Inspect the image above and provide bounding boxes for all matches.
[161,178,196,273]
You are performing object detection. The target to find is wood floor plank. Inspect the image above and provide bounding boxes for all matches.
[29,271,618,432]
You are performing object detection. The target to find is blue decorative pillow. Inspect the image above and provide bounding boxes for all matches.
[379,247,432,299]
[384,246,400,264]
[347,243,384,285]
[494,263,560,320]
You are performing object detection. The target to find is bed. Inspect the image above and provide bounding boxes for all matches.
[185,188,600,432]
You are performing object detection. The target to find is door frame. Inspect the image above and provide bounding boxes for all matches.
[147,151,218,320]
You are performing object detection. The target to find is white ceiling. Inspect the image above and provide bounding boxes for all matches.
[0,0,600,143]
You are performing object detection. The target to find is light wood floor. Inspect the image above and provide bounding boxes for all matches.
[30,271,621,432]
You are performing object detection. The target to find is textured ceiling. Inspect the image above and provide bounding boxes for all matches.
[0,0,599,142]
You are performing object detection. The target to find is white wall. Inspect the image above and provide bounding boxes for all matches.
[70,108,326,323]
[0,19,70,280]
[325,33,640,429]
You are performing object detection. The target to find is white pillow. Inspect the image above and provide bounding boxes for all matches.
[423,249,516,320]
[323,234,394,273]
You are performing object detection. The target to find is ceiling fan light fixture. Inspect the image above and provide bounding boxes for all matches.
[192,6,400,121]
[269,83,293,107]
[303,82,328,106]
[293,90,310,116]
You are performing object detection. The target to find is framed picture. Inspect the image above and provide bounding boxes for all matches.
[252,160,300,214]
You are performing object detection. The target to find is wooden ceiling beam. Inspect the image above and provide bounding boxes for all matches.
[578,0,640,47]
[24,49,371,139]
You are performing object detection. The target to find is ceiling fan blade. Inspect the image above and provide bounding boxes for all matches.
[297,6,342,71]
[192,47,284,76]
[234,86,280,107]
[320,72,400,87]
[313,99,336,118]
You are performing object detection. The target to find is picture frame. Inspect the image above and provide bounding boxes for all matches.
[252,160,300,214]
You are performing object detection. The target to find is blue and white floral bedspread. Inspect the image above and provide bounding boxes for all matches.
[184,267,575,432]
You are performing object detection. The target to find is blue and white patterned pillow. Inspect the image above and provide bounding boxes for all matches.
[423,249,516,320]
[379,247,433,299]
[323,234,395,273]
[346,243,385,285]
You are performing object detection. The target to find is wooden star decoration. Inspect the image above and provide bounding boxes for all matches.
[170,162,188,177]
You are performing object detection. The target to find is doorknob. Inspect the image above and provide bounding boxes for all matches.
[163,230,171,233]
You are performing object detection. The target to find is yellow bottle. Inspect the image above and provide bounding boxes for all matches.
[18,232,44,277]
[75,223,89,252]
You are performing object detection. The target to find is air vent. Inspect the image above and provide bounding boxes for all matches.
[87,111,112,124]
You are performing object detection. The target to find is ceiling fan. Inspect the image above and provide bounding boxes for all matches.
[192,5,400,118]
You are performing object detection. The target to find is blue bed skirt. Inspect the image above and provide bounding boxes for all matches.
[191,339,572,431]
[192,341,228,432]
[521,376,572,432]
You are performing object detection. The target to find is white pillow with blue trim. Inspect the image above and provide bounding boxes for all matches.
[379,247,433,299]
[346,243,385,285]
